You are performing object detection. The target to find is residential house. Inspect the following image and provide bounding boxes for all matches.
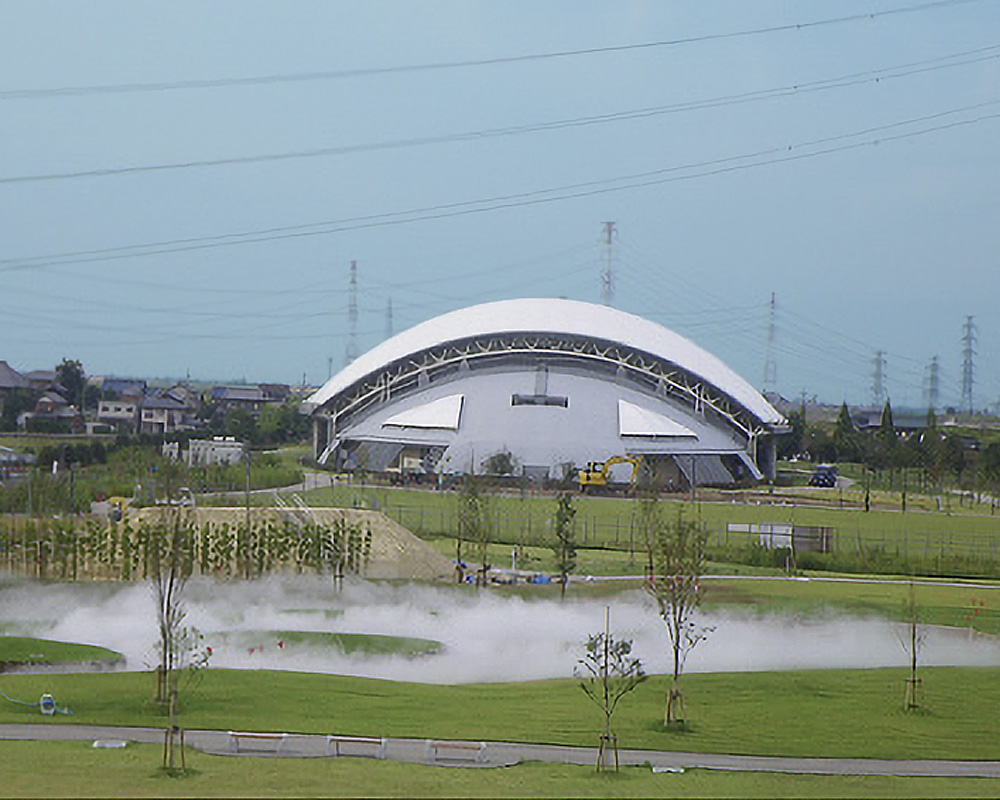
[0,361,29,398]
[165,382,203,414]
[19,390,82,432]
[139,395,189,435]
[211,385,268,415]
[260,383,292,404]
[101,377,147,400]
[24,370,60,393]
[97,398,140,433]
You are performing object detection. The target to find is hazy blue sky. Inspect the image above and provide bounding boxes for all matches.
[2,1,998,409]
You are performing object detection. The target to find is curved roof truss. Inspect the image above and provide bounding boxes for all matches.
[316,331,780,443]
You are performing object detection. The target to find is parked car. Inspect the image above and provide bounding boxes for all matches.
[809,464,838,488]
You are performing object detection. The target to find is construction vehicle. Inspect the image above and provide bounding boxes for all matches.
[577,455,642,493]
[106,496,132,522]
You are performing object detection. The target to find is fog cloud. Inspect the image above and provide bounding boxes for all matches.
[2,577,998,683]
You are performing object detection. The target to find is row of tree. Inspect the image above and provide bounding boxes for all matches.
[0,512,371,582]
[780,401,1000,487]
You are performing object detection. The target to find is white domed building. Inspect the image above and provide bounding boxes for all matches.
[305,299,787,487]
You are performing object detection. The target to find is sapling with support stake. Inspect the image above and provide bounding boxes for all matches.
[457,474,491,586]
[899,579,926,711]
[575,606,646,772]
[551,490,577,599]
[645,507,713,727]
[148,508,209,774]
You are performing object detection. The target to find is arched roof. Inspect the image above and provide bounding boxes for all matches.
[308,298,783,426]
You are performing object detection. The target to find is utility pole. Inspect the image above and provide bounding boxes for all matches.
[600,222,616,307]
[762,292,777,393]
[961,315,977,414]
[871,350,887,408]
[384,296,394,341]
[344,260,359,367]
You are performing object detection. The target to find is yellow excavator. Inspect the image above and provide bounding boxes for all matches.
[577,455,642,493]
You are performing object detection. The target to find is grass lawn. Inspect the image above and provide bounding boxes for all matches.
[424,535,646,577]
[1,740,999,799]
[0,636,122,664]
[702,575,1000,635]
[212,630,442,656]
[2,667,1000,761]
[288,482,1000,566]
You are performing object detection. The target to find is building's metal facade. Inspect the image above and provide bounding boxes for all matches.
[305,299,787,486]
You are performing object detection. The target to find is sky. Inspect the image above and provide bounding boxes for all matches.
[2,1,999,409]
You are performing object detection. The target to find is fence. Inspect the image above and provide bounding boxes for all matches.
[384,498,1000,577]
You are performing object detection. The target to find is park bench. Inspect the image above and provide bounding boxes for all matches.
[228,731,288,754]
[325,734,387,759]
[425,739,487,763]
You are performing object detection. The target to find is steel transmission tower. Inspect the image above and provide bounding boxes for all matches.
[961,315,977,413]
[871,350,887,407]
[384,296,394,341]
[600,221,616,306]
[344,260,359,367]
[924,355,940,412]
[762,292,777,392]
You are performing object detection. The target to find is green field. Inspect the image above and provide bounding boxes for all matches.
[283,482,1000,565]
[2,666,1000,761]
[1,740,998,799]
[5,467,1000,796]
[0,636,122,665]
[703,575,1000,635]
[212,630,442,656]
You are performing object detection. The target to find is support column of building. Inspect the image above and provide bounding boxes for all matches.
[757,435,777,481]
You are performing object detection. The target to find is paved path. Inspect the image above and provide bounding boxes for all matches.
[3,724,1000,777]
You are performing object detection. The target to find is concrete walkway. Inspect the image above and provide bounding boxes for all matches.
[2,724,1000,777]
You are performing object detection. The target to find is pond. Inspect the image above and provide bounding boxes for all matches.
[1,576,998,683]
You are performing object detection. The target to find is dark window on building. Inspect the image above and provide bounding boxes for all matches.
[511,394,569,408]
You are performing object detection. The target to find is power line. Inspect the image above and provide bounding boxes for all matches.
[6,45,999,186]
[1,0,984,101]
[3,100,998,275]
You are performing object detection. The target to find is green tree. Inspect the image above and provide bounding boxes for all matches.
[645,507,712,727]
[0,387,38,431]
[776,407,805,460]
[224,407,259,444]
[482,449,515,476]
[878,399,895,444]
[575,607,646,772]
[801,423,836,463]
[551,490,577,599]
[147,510,201,772]
[258,401,308,445]
[900,580,925,711]
[833,401,861,463]
[457,475,491,586]
[55,358,86,408]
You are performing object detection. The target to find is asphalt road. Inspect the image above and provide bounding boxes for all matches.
[2,724,1000,777]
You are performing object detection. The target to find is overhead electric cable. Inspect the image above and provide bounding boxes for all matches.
[5,44,998,185]
[0,0,985,100]
[2,100,998,273]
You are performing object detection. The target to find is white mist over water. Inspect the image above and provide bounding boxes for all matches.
[2,576,999,683]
